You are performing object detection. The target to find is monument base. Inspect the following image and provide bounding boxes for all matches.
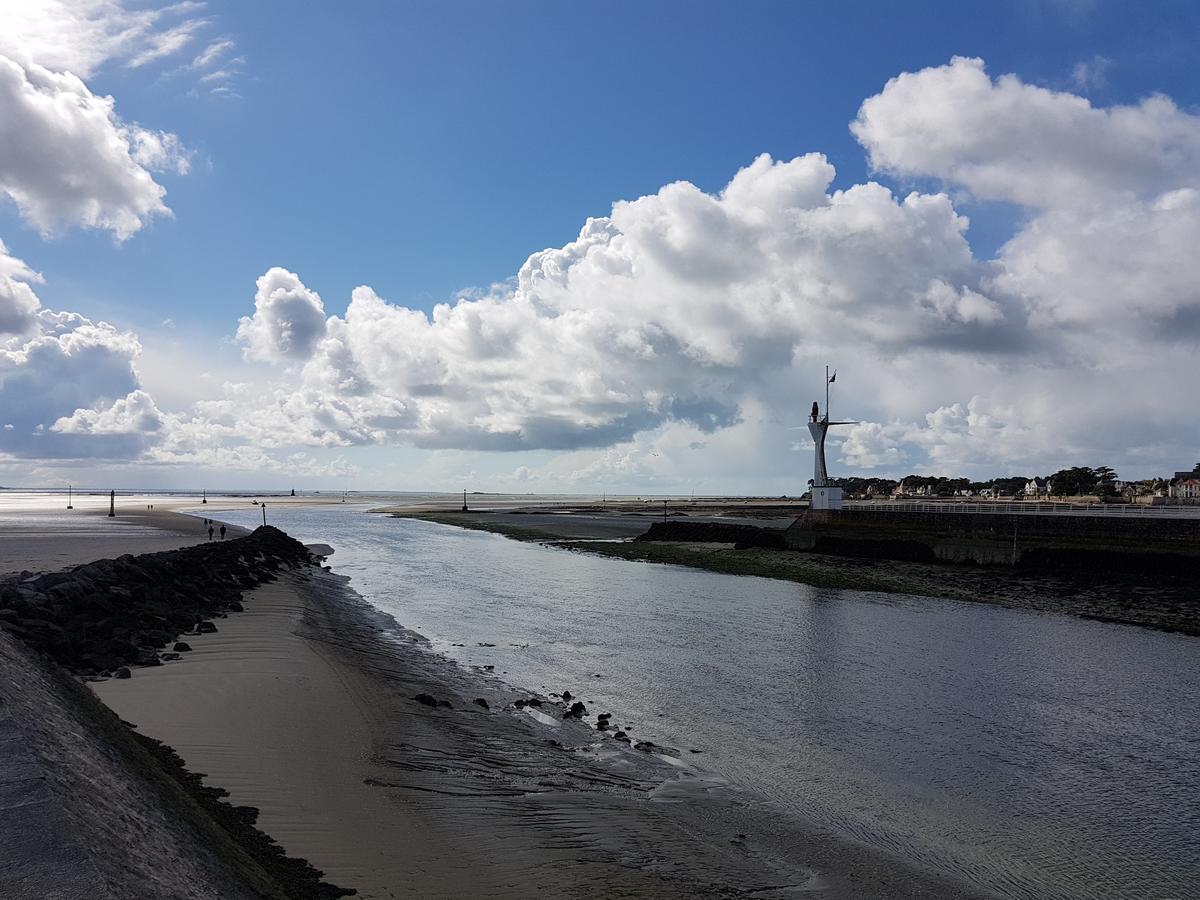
[810,486,843,511]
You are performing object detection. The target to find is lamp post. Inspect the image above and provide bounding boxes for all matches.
[261,502,267,527]
[67,484,73,510]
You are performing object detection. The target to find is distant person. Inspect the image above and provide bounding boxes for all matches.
[220,524,226,540]
[208,524,214,541]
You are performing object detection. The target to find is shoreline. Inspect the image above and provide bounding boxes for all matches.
[86,546,984,897]
[394,511,1200,636]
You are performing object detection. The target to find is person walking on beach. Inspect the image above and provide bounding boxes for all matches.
[208,524,214,541]
[219,524,226,540]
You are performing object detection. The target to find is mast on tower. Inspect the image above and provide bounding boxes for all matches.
[806,366,856,511]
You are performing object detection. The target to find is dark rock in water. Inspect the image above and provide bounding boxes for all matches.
[597,712,611,720]
[412,693,439,707]
[633,741,658,752]
[483,664,494,671]
[114,666,132,679]
[613,730,630,742]
[173,641,192,652]
[477,641,495,647]
[513,699,527,709]
[564,701,587,719]
[525,698,542,707]
[561,690,573,702]
[228,600,244,612]
[595,720,609,730]
[160,652,181,661]
[473,697,489,709]
[196,621,218,634]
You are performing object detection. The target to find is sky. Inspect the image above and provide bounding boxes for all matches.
[0,0,1198,493]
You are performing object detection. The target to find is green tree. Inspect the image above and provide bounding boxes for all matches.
[1048,467,1100,497]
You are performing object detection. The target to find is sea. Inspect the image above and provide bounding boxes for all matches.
[212,502,1199,900]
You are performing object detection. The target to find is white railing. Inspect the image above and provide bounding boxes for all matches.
[841,500,1200,519]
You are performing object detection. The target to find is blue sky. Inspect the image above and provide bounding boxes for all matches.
[0,1,1197,490]
[16,0,1200,327]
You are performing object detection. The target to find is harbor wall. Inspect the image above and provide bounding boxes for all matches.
[783,509,1200,571]
[636,512,1200,572]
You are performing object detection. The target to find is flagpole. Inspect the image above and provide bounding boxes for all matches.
[825,365,830,421]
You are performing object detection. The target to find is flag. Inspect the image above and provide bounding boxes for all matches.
[828,370,836,383]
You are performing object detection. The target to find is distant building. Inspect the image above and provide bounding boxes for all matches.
[1023,477,1050,497]
[1169,471,1200,501]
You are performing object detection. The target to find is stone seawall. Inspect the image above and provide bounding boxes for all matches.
[784,509,1200,571]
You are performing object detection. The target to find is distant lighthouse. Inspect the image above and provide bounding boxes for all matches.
[807,367,856,511]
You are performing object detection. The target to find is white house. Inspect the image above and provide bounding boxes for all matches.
[1023,477,1050,497]
[1169,471,1200,500]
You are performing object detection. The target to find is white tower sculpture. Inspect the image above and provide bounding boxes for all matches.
[807,366,856,511]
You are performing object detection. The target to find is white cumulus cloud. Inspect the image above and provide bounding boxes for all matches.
[0,55,189,239]
[236,267,330,363]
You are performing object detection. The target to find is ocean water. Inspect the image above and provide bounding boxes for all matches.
[215,505,1200,900]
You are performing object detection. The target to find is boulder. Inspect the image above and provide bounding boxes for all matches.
[473,698,490,709]
[114,666,132,679]
[173,641,192,652]
[196,621,218,634]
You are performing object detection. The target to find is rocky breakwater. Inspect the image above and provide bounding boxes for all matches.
[0,525,314,677]
[0,526,354,899]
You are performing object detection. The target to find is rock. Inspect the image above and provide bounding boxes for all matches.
[173,641,192,652]
[633,741,658,752]
[513,699,527,709]
[228,601,244,612]
[561,690,573,702]
[613,730,630,743]
[477,642,495,647]
[473,698,490,709]
[412,693,438,707]
[196,621,218,634]
[597,712,611,720]
[114,666,132,679]
[436,699,453,709]
[526,698,542,707]
[596,720,609,730]
[565,701,588,719]
[160,652,181,661]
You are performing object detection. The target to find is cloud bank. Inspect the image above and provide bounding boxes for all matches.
[3,55,1197,486]
[205,57,1196,482]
